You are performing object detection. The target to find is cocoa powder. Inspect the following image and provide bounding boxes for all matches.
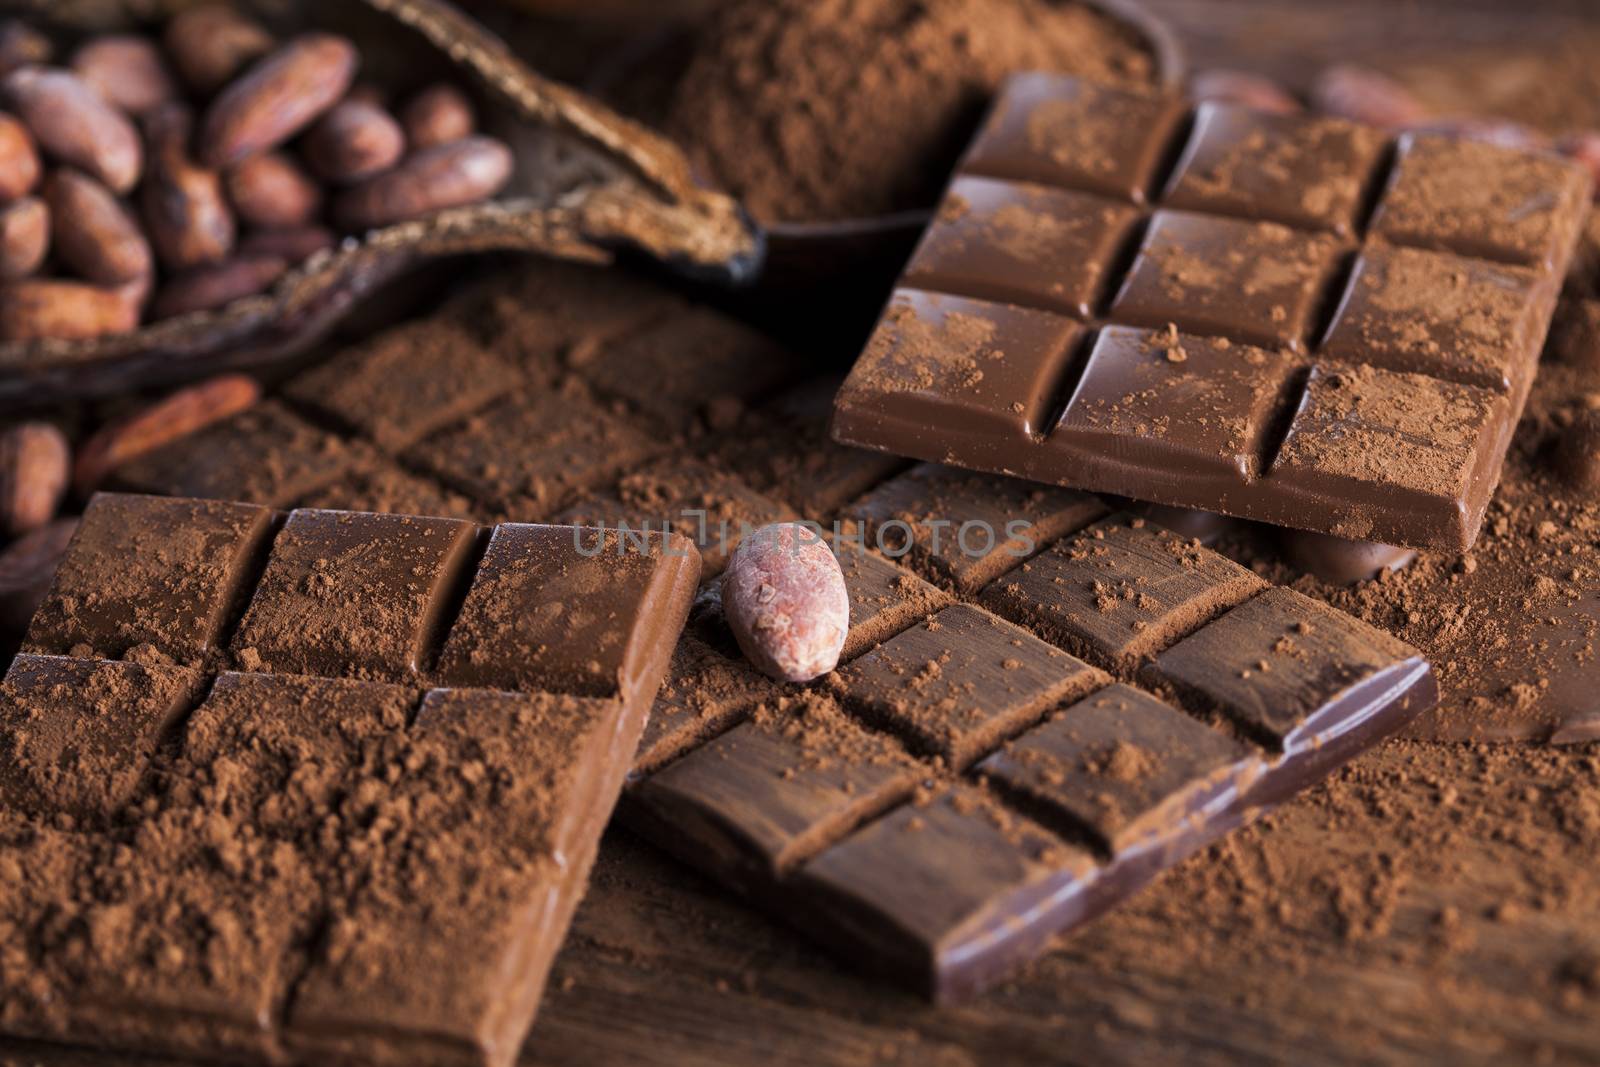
[662,0,1160,222]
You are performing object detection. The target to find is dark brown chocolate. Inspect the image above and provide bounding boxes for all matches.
[832,74,1592,550]
[0,493,700,1067]
[621,501,1437,1001]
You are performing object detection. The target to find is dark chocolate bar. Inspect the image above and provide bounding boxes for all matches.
[0,493,700,1067]
[831,73,1592,550]
[621,489,1437,1001]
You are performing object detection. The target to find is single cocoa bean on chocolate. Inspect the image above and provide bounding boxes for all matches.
[0,111,39,201]
[0,278,141,340]
[238,225,335,263]
[0,21,51,79]
[226,150,322,229]
[0,195,46,279]
[334,135,513,230]
[164,4,274,95]
[401,84,475,150]
[304,98,405,184]
[1280,529,1416,586]
[73,373,261,494]
[70,36,178,116]
[1553,410,1600,495]
[142,103,235,271]
[721,521,849,682]
[45,169,152,285]
[1190,69,1301,115]
[0,421,68,535]
[151,254,287,319]
[197,34,358,169]
[1310,65,1427,129]
[3,66,142,193]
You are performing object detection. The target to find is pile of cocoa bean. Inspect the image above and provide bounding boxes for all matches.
[0,6,515,342]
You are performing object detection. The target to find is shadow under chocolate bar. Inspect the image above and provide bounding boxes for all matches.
[0,494,700,1067]
[831,72,1593,551]
[621,481,1438,1001]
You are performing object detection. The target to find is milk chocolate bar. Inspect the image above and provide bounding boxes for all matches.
[832,73,1593,550]
[0,494,700,1067]
[622,484,1438,1001]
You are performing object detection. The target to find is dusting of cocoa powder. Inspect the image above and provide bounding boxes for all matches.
[663,0,1160,222]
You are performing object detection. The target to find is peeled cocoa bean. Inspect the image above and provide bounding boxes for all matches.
[401,84,475,150]
[0,421,68,536]
[0,278,141,340]
[0,111,38,201]
[142,103,235,271]
[164,4,274,95]
[3,66,142,193]
[46,169,152,285]
[0,195,45,279]
[305,98,405,184]
[198,34,358,169]
[151,254,287,319]
[226,150,322,228]
[721,522,849,682]
[70,36,178,117]
[334,135,512,230]
[238,225,335,263]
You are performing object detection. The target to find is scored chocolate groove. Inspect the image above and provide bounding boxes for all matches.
[76,259,1443,1003]
[831,72,1594,551]
[0,494,701,1067]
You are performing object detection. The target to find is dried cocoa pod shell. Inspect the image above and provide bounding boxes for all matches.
[45,167,152,284]
[2,65,141,193]
[0,420,68,535]
[334,135,512,230]
[73,372,260,494]
[198,33,358,169]
[226,150,322,229]
[0,195,47,279]
[69,34,178,116]
[141,102,235,271]
[304,97,406,183]
[164,4,274,95]
[401,83,474,149]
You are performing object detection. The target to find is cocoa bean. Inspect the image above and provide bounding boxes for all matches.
[0,21,50,79]
[238,225,335,263]
[70,35,178,116]
[197,34,358,169]
[0,278,141,341]
[0,110,39,201]
[151,255,287,319]
[0,421,68,535]
[141,103,235,270]
[721,522,849,682]
[73,373,261,494]
[45,169,152,285]
[401,84,475,150]
[3,66,142,193]
[0,196,46,279]
[164,4,274,95]
[334,135,512,230]
[1310,65,1428,129]
[225,150,322,228]
[305,98,405,184]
